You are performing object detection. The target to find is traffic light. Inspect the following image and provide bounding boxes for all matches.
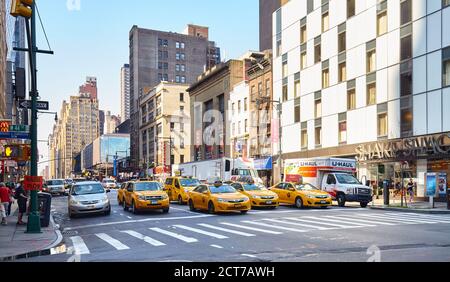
[10,0,33,18]
[2,145,31,161]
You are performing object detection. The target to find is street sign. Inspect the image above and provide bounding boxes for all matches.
[24,176,43,191]
[0,132,31,140]
[9,125,30,132]
[18,100,49,111]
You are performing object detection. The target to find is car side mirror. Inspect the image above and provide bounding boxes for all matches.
[106,189,111,193]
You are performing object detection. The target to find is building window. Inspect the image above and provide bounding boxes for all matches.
[181,76,186,83]
[314,42,321,64]
[294,79,301,97]
[347,0,355,18]
[401,108,413,137]
[180,138,185,149]
[244,98,248,111]
[322,68,329,88]
[401,61,413,96]
[315,127,322,146]
[282,85,288,102]
[367,49,376,73]
[170,122,175,132]
[276,40,282,57]
[301,128,308,149]
[176,41,180,48]
[232,123,235,136]
[180,155,185,164]
[443,47,450,87]
[377,11,388,36]
[300,24,307,44]
[232,103,235,116]
[400,34,412,61]
[176,53,180,60]
[444,0,450,7]
[282,61,288,78]
[175,75,180,83]
[339,121,347,144]
[238,101,241,113]
[400,0,412,26]
[307,0,314,13]
[258,82,263,97]
[294,98,301,123]
[181,42,185,49]
[347,88,356,110]
[315,99,322,118]
[367,83,377,106]
[245,119,248,133]
[180,93,184,102]
[378,113,388,137]
[175,64,180,72]
[301,51,307,70]
[181,65,185,72]
[181,53,185,60]
[322,12,329,32]
[238,121,241,135]
[339,62,347,82]
[266,79,271,97]
[338,31,346,53]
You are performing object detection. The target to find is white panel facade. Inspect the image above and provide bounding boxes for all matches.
[388,99,400,139]
[413,56,427,94]
[413,17,427,57]
[322,114,338,148]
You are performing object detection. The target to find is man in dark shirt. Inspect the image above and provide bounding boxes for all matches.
[15,180,29,225]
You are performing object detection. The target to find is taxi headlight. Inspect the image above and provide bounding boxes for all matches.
[184,188,190,193]
[138,195,146,201]
[252,195,262,199]
[161,194,168,200]
[217,198,226,203]
[242,197,250,202]
[307,194,315,199]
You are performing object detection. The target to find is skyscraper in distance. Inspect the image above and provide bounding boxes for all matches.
[121,64,130,122]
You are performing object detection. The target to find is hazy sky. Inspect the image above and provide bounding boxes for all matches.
[35,0,259,172]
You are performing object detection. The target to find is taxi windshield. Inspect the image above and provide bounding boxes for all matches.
[180,179,201,187]
[295,183,318,191]
[135,182,162,192]
[209,185,236,194]
[243,184,263,191]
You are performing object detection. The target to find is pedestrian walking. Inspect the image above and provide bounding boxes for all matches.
[407,178,415,204]
[7,183,15,216]
[15,180,28,225]
[0,183,10,225]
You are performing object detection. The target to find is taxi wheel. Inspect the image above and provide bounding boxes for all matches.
[189,200,196,211]
[321,206,328,209]
[123,200,129,211]
[241,210,248,214]
[131,201,139,214]
[208,202,215,214]
[178,195,183,205]
[360,202,369,208]
[162,208,169,214]
[295,197,304,209]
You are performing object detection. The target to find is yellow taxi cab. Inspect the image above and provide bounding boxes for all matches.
[117,182,128,206]
[187,182,251,214]
[230,182,279,209]
[270,182,332,209]
[164,177,202,205]
[122,181,170,214]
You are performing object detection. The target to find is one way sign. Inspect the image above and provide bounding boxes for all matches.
[18,100,49,111]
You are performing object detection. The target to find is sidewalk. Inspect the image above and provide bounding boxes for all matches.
[369,198,450,214]
[0,202,63,260]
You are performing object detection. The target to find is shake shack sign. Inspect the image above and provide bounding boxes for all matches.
[356,133,450,162]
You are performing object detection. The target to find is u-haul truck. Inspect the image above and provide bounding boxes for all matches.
[284,158,373,208]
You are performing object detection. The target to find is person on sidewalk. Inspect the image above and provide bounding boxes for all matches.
[407,178,415,205]
[15,180,28,225]
[0,183,10,225]
[7,183,15,216]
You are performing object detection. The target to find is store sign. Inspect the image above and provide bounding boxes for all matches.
[0,120,12,133]
[24,176,43,191]
[356,133,450,162]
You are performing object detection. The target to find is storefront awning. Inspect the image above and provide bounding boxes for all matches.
[254,157,273,170]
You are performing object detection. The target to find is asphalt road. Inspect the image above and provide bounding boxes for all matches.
[21,190,450,262]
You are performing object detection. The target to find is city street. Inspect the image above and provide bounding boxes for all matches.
[21,190,450,262]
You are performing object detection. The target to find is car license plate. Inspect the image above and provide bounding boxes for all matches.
[234,204,242,208]
[266,201,273,205]
[151,201,158,205]
[88,205,96,209]
[320,201,327,204]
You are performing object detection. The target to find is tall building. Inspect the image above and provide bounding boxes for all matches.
[139,82,191,175]
[129,24,221,169]
[79,76,98,100]
[259,0,289,51]
[0,0,6,119]
[105,111,121,135]
[120,64,130,122]
[99,110,105,135]
[229,81,250,160]
[273,0,450,197]
[50,94,100,178]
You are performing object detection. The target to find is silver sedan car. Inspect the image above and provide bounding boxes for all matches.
[68,182,111,218]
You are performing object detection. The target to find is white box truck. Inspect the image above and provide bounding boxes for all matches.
[172,157,263,184]
[284,158,373,207]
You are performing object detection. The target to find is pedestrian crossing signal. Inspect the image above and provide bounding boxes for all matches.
[10,0,33,18]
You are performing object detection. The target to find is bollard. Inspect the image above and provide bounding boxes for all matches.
[383,180,389,206]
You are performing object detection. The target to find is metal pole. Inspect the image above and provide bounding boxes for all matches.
[277,99,282,182]
[26,2,41,233]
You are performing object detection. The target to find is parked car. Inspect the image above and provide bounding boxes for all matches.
[270,182,332,209]
[122,181,170,214]
[44,179,66,196]
[230,182,279,209]
[164,177,201,205]
[68,181,111,218]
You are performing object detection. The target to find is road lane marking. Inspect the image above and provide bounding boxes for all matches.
[120,214,124,216]
[127,216,133,219]
[300,216,377,227]
[173,225,228,239]
[220,222,283,235]
[169,207,199,214]
[70,236,90,255]
[263,218,334,230]
[387,213,450,223]
[63,214,214,231]
[210,245,224,249]
[197,223,256,237]
[121,230,166,247]
[289,217,362,229]
[150,227,198,243]
[363,214,437,224]
[242,221,307,233]
[323,215,396,226]
[242,254,257,258]
[95,233,130,250]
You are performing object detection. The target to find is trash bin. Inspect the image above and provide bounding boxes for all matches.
[38,192,52,227]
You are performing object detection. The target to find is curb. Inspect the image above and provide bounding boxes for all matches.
[370,206,450,214]
[0,214,64,261]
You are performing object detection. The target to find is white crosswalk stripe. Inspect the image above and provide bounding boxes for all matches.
[173,225,229,239]
[262,218,334,230]
[121,230,166,246]
[149,227,198,243]
[95,233,130,250]
[287,217,362,229]
[70,236,90,255]
[300,216,377,227]
[197,223,256,237]
[242,220,308,233]
[387,213,450,223]
[323,215,396,226]
[359,214,438,224]
[220,222,283,235]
